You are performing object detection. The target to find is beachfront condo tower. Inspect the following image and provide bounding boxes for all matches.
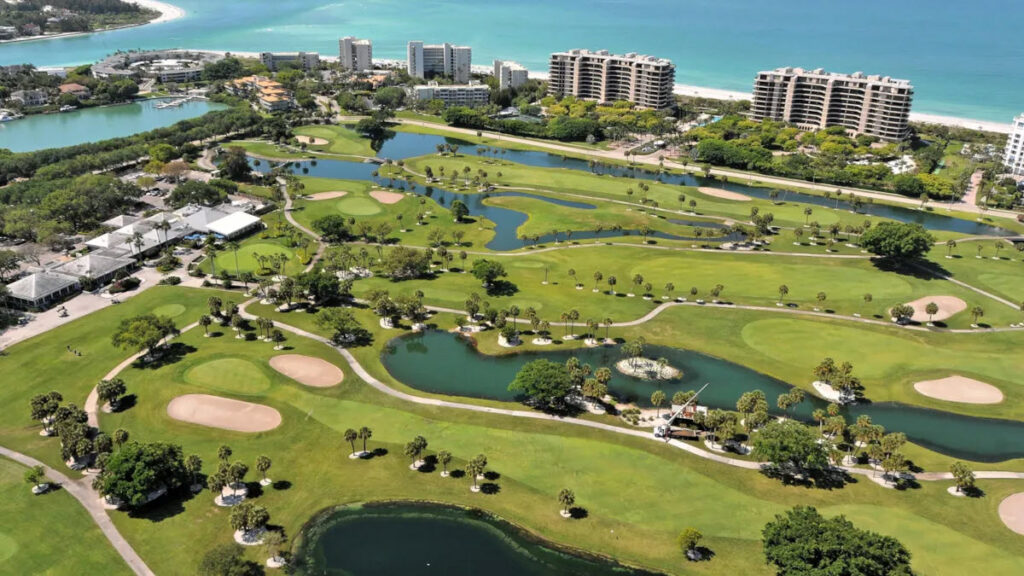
[259,51,320,72]
[407,41,472,83]
[339,37,373,72]
[547,49,675,110]
[1002,114,1024,177]
[751,67,914,141]
[493,60,529,90]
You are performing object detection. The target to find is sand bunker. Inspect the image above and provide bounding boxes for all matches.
[913,375,1003,404]
[269,354,343,388]
[370,190,404,204]
[999,493,1024,535]
[308,191,348,201]
[904,296,966,322]
[697,187,750,201]
[296,135,328,145]
[167,394,281,432]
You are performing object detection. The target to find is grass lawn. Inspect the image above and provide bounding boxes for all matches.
[0,457,133,576]
[77,311,1024,575]
[223,140,312,161]
[926,240,1024,306]
[293,125,377,158]
[199,219,313,278]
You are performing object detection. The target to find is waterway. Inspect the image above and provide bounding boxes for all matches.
[0,1,1020,121]
[382,331,1024,462]
[0,98,227,153]
[294,502,661,576]
[256,129,1015,239]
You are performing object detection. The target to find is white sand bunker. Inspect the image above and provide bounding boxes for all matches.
[296,135,328,145]
[913,375,1003,404]
[167,394,281,432]
[904,296,966,322]
[269,354,343,388]
[308,191,348,201]
[999,493,1024,535]
[370,190,404,204]
[697,187,750,201]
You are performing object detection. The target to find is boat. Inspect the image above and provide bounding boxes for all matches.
[59,105,77,112]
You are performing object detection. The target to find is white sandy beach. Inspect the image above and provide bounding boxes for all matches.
[131,0,186,24]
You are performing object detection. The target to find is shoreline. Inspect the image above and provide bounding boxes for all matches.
[0,0,184,46]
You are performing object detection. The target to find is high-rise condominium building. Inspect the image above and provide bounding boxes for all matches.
[547,49,675,109]
[407,41,472,83]
[751,67,914,141]
[493,60,528,90]
[1004,114,1024,177]
[412,81,490,107]
[339,37,373,72]
[259,51,320,72]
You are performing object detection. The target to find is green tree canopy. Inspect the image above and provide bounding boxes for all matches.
[111,314,177,356]
[751,419,829,479]
[471,259,507,286]
[381,246,432,280]
[508,359,574,411]
[97,441,187,508]
[860,222,934,261]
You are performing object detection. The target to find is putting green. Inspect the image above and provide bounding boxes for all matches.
[336,196,382,216]
[151,304,186,318]
[0,531,17,563]
[183,358,271,395]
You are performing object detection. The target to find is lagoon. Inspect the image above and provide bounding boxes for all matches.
[0,1,1021,122]
[0,98,227,153]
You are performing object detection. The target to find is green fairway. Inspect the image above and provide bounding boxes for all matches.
[336,196,383,216]
[0,458,133,576]
[293,125,377,158]
[182,357,272,395]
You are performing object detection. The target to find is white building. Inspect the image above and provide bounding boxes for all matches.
[1003,114,1024,177]
[493,60,528,90]
[339,37,373,72]
[259,52,320,72]
[412,81,490,107]
[548,49,676,110]
[407,41,471,83]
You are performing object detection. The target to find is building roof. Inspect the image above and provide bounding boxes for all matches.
[53,253,134,280]
[86,232,130,250]
[175,206,233,233]
[59,83,89,93]
[102,214,140,228]
[207,211,261,237]
[6,272,79,301]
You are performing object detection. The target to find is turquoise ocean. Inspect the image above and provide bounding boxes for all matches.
[0,0,1021,122]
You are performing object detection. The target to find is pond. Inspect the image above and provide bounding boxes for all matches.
[352,130,1018,237]
[382,331,1024,462]
[0,97,227,153]
[251,157,738,250]
[292,501,661,576]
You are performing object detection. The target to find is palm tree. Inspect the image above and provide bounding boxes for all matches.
[204,242,218,276]
[156,220,171,245]
[603,318,613,341]
[208,296,222,317]
[358,426,372,454]
[437,450,452,476]
[777,284,789,304]
[945,239,957,258]
[255,455,272,484]
[651,390,666,417]
[558,488,575,517]
[344,429,358,456]
[199,315,212,336]
[815,291,827,309]
[568,268,577,287]
[812,409,826,435]
[606,276,617,295]
[970,305,984,326]
[803,207,813,225]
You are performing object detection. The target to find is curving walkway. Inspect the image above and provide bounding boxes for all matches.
[0,446,156,576]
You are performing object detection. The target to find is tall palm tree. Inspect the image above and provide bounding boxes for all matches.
[970,306,984,326]
[558,488,575,516]
[358,426,372,454]
[199,315,212,336]
[437,450,452,476]
[225,242,241,277]
[156,220,171,245]
[603,318,613,341]
[344,429,358,456]
[777,284,789,304]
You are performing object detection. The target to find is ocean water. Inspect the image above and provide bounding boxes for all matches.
[0,0,1021,122]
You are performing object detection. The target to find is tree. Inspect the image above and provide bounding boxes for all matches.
[185,454,203,488]
[229,501,270,537]
[467,454,488,491]
[198,544,262,576]
[450,199,469,222]
[404,435,428,468]
[255,455,272,483]
[219,146,252,181]
[29,391,62,433]
[167,180,229,208]
[677,527,703,561]
[381,246,432,280]
[471,259,507,286]
[199,314,212,336]
[751,420,829,479]
[344,426,360,453]
[25,465,46,491]
[314,308,370,346]
[970,305,984,325]
[860,222,934,261]
[358,426,373,454]
[96,441,187,508]
[558,488,575,516]
[508,359,573,411]
[651,390,667,417]
[776,389,804,417]
[777,284,788,304]
[924,302,939,323]
[950,461,975,494]
[113,428,130,448]
[437,450,453,476]
[97,378,127,410]
[218,445,233,463]
[762,506,912,576]
[111,314,177,358]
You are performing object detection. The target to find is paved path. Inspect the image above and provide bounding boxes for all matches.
[277,177,324,274]
[236,300,1023,483]
[0,446,155,576]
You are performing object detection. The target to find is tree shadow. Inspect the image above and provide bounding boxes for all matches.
[483,470,501,481]
[128,496,187,523]
[369,447,388,459]
[690,546,716,562]
[417,455,437,473]
[449,469,466,479]
[272,480,292,491]
[961,485,985,498]
[134,343,196,370]
[568,506,588,519]
[485,280,518,297]
[872,257,949,280]
[112,394,137,412]
[480,482,501,495]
